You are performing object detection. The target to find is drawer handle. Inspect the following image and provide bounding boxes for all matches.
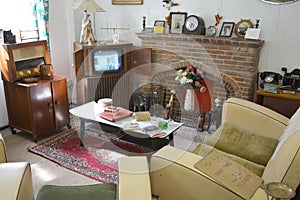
[48,102,54,108]
[55,101,60,105]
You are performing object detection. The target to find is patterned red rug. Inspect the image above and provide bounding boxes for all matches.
[28,128,151,183]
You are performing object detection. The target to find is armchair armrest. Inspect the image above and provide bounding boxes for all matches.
[0,162,34,200]
[150,146,266,200]
[222,98,289,139]
[0,133,7,163]
[118,156,152,200]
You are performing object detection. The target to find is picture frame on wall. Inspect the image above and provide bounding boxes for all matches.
[169,12,187,34]
[112,0,143,5]
[219,22,235,37]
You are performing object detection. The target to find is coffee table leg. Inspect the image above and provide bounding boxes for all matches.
[79,118,85,146]
[169,133,174,146]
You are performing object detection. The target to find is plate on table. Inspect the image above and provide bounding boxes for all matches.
[98,98,113,107]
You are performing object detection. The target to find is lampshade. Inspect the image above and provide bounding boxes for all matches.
[74,0,105,12]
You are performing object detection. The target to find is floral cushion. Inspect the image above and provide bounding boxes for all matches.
[193,143,265,176]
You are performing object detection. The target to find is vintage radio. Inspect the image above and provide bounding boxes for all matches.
[0,40,50,82]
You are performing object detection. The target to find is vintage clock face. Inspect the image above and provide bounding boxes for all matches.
[185,16,199,31]
[183,15,205,35]
[206,26,217,36]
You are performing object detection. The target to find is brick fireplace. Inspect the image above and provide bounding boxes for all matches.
[135,33,264,127]
[137,33,264,102]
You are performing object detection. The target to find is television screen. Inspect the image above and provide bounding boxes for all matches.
[92,49,123,73]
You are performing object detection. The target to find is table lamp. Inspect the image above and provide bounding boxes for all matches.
[74,0,105,44]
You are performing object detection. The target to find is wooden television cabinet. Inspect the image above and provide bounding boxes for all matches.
[73,42,151,108]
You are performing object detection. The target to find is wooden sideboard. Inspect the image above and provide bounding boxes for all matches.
[255,88,300,118]
[3,75,71,141]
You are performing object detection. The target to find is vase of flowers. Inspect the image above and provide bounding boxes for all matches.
[175,65,207,111]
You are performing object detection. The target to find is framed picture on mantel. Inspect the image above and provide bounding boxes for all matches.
[169,12,187,34]
[112,0,143,4]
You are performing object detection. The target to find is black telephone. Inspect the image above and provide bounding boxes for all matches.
[259,71,282,88]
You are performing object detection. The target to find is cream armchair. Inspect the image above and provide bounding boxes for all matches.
[149,97,300,200]
[0,134,34,200]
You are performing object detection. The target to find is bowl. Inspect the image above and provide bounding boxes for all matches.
[264,182,295,199]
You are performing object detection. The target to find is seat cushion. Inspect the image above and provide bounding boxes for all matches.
[36,183,116,200]
[199,122,279,166]
[193,143,265,176]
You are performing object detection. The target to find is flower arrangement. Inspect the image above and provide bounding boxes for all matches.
[175,65,207,92]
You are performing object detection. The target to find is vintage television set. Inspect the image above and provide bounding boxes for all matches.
[0,40,50,82]
[73,42,134,105]
[73,42,152,106]
[73,42,132,81]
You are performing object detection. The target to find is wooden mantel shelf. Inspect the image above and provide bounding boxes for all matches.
[136,32,264,49]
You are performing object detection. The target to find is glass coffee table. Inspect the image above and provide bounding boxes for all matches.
[69,101,184,150]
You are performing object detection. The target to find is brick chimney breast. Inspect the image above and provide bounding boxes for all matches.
[137,33,264,102]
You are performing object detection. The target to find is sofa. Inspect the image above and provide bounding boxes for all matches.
[0,134,34,200]
[149,97,300,199]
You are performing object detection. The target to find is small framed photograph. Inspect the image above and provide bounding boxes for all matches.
[154,20,165,27]
[169,12,187,34]
[219,22,235,37]
[112,0,143,5]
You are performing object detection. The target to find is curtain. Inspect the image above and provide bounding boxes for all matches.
[32,0,50,45]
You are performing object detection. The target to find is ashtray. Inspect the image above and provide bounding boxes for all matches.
[22,77,39,84]
[264,182,295,199]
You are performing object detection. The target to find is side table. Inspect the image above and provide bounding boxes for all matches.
[255,89,300,118]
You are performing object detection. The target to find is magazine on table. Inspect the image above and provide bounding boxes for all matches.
[143,125,166,138]
[122,120,140,130]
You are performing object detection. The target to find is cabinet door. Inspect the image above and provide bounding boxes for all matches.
[30,82,56,136]
[52,77,70,129]
[3,81,33,131]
